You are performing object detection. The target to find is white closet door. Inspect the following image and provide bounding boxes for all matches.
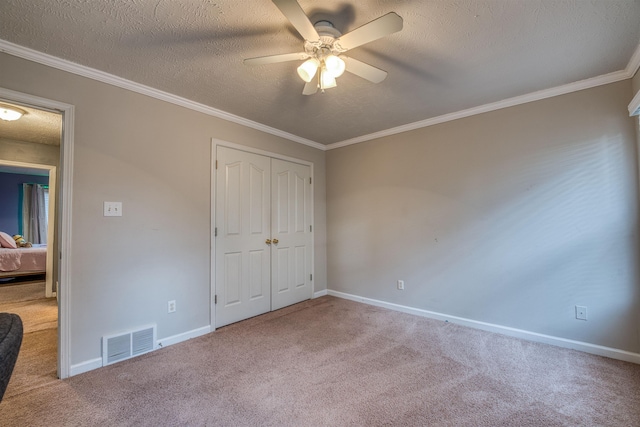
[215,146,271,327]
[271,158,312,310]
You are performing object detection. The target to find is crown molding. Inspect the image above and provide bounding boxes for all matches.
[629,89,640,116]
[0,39,326,151]
[625,42,640,77]
[326,68,632,150]
[2,38,639,153]
[624,42,640,116]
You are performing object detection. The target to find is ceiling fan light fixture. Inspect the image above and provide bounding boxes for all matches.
[245,1,403,95]
[324,55,345,78]
[0,104,26,121]
[320,69,337,90]
[297,58,320,82]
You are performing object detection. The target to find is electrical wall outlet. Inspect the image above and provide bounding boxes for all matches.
[397,280,404,290]
[575,305,587,320]
[168,300,176,313]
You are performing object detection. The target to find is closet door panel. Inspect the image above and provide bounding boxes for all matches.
[271,159,312,310]
[215,147,271,327]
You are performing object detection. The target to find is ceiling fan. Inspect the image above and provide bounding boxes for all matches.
[244,0,403,95]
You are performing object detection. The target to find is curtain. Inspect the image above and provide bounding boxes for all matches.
[21,183,48,245]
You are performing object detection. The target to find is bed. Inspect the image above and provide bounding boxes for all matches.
[0,245,47,278]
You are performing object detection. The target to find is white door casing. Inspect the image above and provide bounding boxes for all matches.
[214,144,313,327]
[0,87,74,379]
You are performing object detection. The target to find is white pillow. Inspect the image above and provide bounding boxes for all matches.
[0,231,17,249]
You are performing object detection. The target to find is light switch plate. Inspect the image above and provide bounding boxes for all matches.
[104,201,122,217]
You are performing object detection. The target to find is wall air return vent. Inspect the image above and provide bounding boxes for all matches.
[102,325,156,366]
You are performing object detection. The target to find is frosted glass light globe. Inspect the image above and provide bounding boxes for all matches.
[297,58,320,82]
[325,55,345,78]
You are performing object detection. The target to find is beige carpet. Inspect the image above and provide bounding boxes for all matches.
[2,296,640,426]
[0,281,58,400]
[0,281,48,303]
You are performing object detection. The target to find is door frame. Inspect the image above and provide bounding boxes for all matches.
[0,87,74,379]
[210,138,315,331]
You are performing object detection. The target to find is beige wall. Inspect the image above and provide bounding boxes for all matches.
[632,69,640,94]
[327,80,640,353]
[0,52,327,366]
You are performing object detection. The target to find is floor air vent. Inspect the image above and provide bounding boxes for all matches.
[102,325,156,366]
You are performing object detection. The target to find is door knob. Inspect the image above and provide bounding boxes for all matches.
[265,239,272,245]
[272,238,279,244]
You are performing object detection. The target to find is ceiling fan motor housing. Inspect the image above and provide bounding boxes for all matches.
[304,21,346,58]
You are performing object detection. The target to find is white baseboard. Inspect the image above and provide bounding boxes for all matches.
[70,357,102,376]
[68,325,212,377]
[328,290,640,365]
[156,325,211,349]
[313,289,328,298]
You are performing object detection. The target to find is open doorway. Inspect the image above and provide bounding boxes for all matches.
[0,161,57,295]
[0,101,61,395]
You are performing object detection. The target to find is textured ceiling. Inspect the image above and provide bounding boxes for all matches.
[0,103,61,146]
[1,1,639,146]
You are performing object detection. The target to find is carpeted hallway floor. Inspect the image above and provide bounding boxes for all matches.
[1,295,640,426]
[0,281,58,400]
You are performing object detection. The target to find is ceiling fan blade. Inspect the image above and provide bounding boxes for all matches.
[336,13,403,51]
[272,0,319,41]
[302,81,318,95]
[343,57,388,83]
[244,52,309,66]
